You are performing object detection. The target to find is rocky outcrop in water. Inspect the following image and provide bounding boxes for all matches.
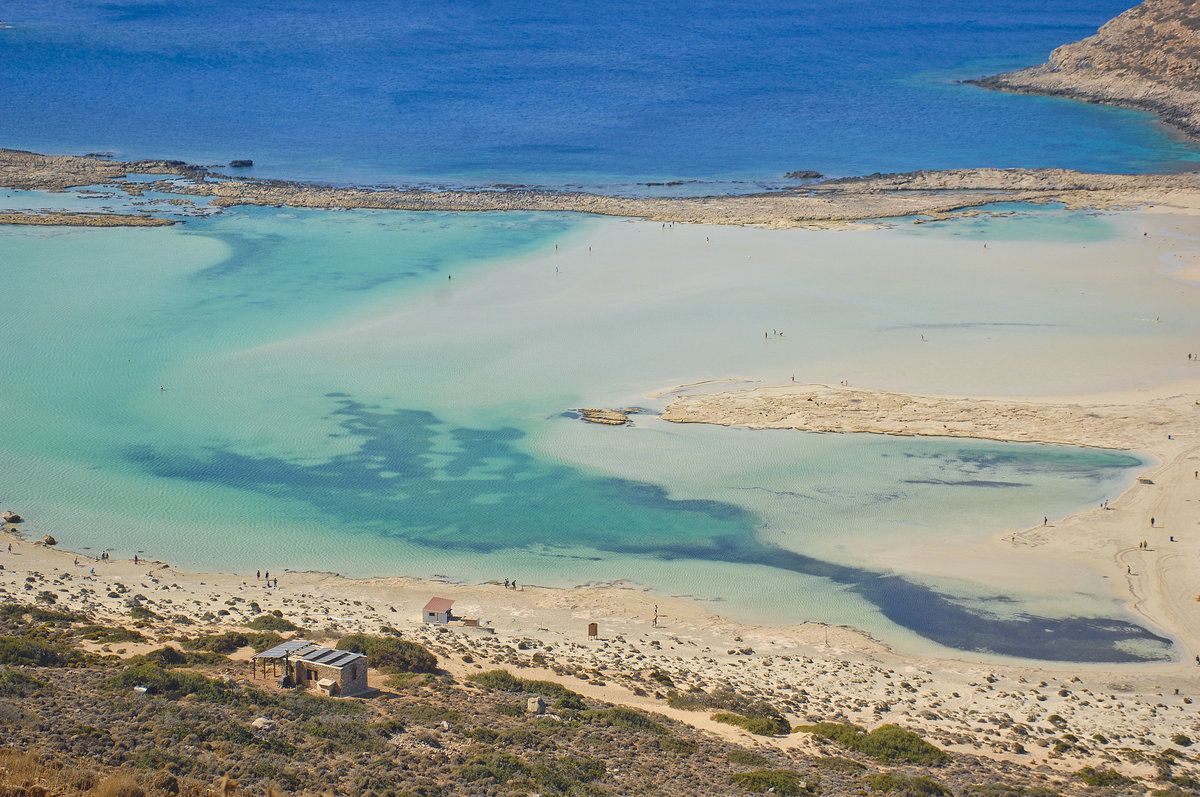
[971,0,1200,139]
[5,147,1200,229]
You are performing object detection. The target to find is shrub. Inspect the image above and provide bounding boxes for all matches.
[335,634,437,673]
[468,669,586,710]
[714,711,791,736]
[458,751,530,784]
[729,750,773,767]
[867,772,951,795]
[0,604,84,625]
[1074,767,1134,787]
[659,736,698,754]
[530,755,605,792]
[961,786,1061,797]
[35,590,57,604]
[730,769,814,795]
[103,663,241,703]
[856,725,947,765]
[181,631,283,654]
[814,756,865,772]
[0,636,82,667]
[128,606,159,621]
[1170,733,1192,747]
[0,667,47,696]
[302,716,385,752]
[587,706,666,734]
[668,689,781,718]
[795,722,946,765]
[245,614,300,632]
[75,625,146,643]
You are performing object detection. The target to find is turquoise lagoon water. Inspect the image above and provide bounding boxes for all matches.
[3,206,1198,662]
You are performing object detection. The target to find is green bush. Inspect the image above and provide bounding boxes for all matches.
[0,668,47,696]
[795,722,946,765]
[181,631,283,654]
[714,711,791,736]
[1170,733,1192,747]
[960,785,1062,797]
[730,769,814,795]
[0,604,84,625]
[579,706,667,734]
[335,634,437,673]
[75,625,145,643]
[530,754,605,793]
[302,716,385,752]
[1074,767,1134,787]
[468,669,587,710]
[814,756,865,772]
[729,750,773,767]
[659,736,697,754]
[794,721,867,745]
[245,614,301,632]
[0,636,82,667]
[103,663,241,703]
[867,772,951,795]
[458,751,530,784]
[668,688,782,719]
[856,725,947,765]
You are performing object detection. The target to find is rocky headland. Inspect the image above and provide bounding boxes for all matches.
[971,0,1200,140]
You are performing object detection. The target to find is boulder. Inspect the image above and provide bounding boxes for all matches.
[2,510,21,523]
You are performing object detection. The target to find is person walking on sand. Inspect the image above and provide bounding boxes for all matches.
[504,578,509,589]
[1043,517,1047,526]
[1150,517,1155,527]
[257,570,261,580]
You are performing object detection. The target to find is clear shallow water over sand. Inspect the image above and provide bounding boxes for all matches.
[3,1,1199,191]
[3,206,1200,662]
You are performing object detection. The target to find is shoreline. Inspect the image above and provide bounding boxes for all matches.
[4,481,1198,779]
[660,380,1200,661]
[5,148,1200,229]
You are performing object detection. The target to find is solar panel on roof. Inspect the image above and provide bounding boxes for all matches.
[254,639,321,660]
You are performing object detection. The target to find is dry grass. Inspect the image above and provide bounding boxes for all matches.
[89,772,144,797]
[0,748,98,795]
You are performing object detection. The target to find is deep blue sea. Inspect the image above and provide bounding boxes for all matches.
[2,0,1198,193]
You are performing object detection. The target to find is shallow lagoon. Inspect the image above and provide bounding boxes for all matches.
[2,205,1198,661]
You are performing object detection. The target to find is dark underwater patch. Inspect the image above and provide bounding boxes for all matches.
[125,397,1171,663]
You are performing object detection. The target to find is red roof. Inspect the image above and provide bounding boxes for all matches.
[423,597,455,613]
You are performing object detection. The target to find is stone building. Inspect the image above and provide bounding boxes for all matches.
[252,639,368,696]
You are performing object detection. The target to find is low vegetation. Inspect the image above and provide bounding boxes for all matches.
[181,630,284,654]
[713,710,791,736]
[730,769,816,795]
[335,634,438,673]
[794,722,948,765]
[468,668,587,710]
[867,771,951,795]
[244,612,301,632]
[1074,766,1135,787]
